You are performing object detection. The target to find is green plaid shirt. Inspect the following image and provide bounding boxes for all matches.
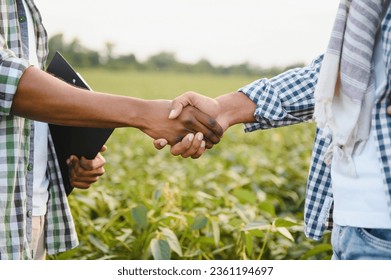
[0,0,78,259]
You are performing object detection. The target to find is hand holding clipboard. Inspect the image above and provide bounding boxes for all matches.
[46,52,114,195]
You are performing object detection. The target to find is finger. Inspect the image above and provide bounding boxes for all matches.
[169,92,198,119]
[193,110,224,139]
[69,163,105,180]
[191,140,206,159]
[181,106,223,145]
[178,132,204,158]
[204,140,214,149]
[66,155,78,167]
[170,133,194,156]
[69,157,104,178]
[69,167,104,189]
[169,99,185,119]
[79,153,106,171]
[153,138,168,150]
[66,155,103,189]
[100,145,107,153]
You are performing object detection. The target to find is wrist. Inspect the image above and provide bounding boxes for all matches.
[133,99,171,131]
[216,92,256,127]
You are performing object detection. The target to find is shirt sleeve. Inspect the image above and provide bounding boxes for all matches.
[0,36,29,116]
[239,55,324,132]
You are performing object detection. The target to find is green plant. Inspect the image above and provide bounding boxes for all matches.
[49,70,332,260]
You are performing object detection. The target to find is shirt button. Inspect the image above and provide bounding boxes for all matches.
[27,210,32,218]
[27,163,33,171]
[19,15,26,22]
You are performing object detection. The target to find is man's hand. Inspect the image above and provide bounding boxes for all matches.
[168,92,219,118]
[67,145,107,189]
[154,91,256,158]
[153,92,227,158]
[139,100,223,147]
[154,132,206,159]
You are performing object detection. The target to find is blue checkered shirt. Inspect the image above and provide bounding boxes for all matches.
[0,0,78,259]
[240,10,391,240]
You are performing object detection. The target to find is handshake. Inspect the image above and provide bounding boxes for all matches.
[14,67,256,160]
[64,91,255,189]
[12,67,256,189]
[65,90,256,189]
[146,91,257,159]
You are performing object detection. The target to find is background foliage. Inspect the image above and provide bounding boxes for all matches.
[48,33,304,77]
[47,68,332,260]
[47,36,332,260]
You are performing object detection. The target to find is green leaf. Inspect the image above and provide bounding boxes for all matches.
[131,204,148,229]
[245,233,253,256]
[191,215,208,231]
[242,221,270,231]
[150,239,171,260]
[116,228,134,243]
[274,218,300,228]
[276,227,294,242]
[300,244,333,260]
[259,201,276,216]
[88,235,109,253]
[211,219,220,247]
[160,227,183,257]
[232,189,257,204]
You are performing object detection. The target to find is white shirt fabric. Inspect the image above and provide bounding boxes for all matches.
[331,31,391,229]
[23,0,50,216]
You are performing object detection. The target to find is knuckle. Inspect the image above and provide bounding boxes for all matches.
[170,148,181,156]
[74,168,82,177]
[208,118,217,127]
[175,136,183,144]
[183,117,194,126]
[205,142,214,149]
[208,133,219,144]
[83,164,94,171]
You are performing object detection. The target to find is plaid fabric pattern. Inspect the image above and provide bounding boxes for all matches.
[240,4,391,240]
[241,56,323,132]
[0,0,78,259]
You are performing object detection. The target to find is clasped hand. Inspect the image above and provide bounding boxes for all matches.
[153,92,229,159]
[66,94,224,189]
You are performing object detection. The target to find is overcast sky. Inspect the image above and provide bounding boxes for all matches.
[34,0,340,67]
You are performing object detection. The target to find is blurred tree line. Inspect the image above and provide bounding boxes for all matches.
[48,33,304,76]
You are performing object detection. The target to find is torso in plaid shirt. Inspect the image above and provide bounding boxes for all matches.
[240,8,391,241]
[0,0,78,259]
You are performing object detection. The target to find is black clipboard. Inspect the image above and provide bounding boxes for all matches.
[46,52,114,195]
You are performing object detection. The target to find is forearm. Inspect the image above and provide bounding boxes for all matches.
[11,66,159,128]
[11,67,222,145]
[215,91,256,128]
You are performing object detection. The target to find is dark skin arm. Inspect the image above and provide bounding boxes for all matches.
[11,66,223,146]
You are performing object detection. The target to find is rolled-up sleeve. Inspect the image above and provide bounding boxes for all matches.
[0,43,29,116]
[239,55,324,132]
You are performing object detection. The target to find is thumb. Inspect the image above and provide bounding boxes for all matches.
[66,155,79,168]
[168,100,185,119]
[169,92,198,119]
